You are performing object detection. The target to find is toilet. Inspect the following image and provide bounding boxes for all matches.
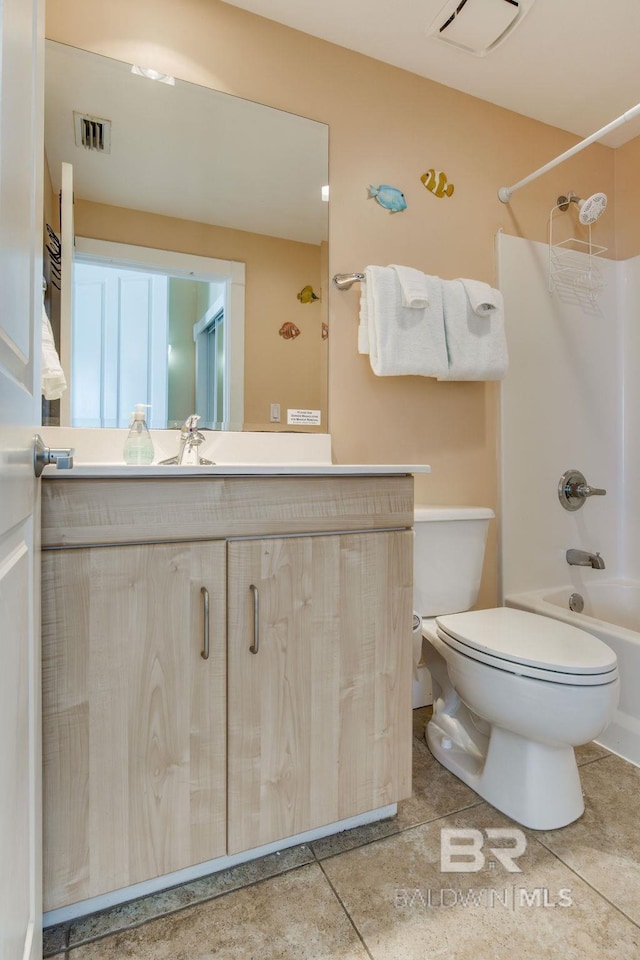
[415,506,619,830]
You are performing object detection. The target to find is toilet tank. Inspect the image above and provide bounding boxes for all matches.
[414,506,495,617]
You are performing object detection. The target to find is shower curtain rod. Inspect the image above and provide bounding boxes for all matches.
[498,101,640,204]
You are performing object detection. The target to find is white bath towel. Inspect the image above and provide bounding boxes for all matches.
[362,265,448,377]
[439,279,508,381]
[456,277,501,316]
[358,284,370,354]
[389,264,430,309]
[42,303,68,400]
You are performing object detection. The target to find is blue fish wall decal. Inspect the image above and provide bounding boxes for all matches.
[368,184,407,213]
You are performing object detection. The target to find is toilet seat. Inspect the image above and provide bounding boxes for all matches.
[435,607,618,686]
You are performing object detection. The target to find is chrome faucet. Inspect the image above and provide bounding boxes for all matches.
[160,415,214,465]
[566,549,605,570]
[558,469,606,511]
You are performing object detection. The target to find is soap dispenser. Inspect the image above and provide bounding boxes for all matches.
[123,404,155,465]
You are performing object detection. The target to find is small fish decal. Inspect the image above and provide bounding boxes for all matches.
[279,321,300,340]
[368,184,407,213]
[421,169,454,199]
[297,285,320,303]
[321,322,328,340]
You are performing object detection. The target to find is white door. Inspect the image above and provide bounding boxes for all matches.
[0,0,44,958]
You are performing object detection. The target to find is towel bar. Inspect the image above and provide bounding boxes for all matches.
[332,273,365,290]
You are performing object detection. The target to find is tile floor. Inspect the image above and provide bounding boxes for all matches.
[44,708,640,960]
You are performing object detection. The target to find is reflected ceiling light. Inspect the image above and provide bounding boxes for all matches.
[321,185,329,202]
[131,65,175,85]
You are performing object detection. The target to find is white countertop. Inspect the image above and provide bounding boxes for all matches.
[37,428,430,478]
[44,463,431,478]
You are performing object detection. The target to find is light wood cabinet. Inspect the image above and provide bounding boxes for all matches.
[42,475,413,913]
[227,531,413,854]
[42,539,227,911]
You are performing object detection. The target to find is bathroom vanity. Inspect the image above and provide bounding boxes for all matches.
[41,468,416,916]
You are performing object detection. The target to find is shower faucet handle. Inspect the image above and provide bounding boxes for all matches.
[576,482,606,498]
[558,469,606,511]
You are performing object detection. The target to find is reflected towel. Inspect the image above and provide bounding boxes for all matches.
[42,304,67,400]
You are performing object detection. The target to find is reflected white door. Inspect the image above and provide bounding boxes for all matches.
[0,0,44,958]
[73,262,168,428]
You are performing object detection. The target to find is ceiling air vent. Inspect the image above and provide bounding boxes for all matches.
[73,111,112,153]
[426,0,536,56]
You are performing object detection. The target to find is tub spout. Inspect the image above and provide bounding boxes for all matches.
[566,549,605,570]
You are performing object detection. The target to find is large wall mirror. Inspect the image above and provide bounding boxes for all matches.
[43,41,329,432]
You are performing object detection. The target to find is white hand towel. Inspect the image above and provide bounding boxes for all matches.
[42,304,68,400]
[389,264,430,309]
[364,265,448,378]
[439,279,508,381]
[456,278,500,316]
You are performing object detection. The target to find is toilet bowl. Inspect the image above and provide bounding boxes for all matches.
[413,506,619,830]
[421,607,619,829]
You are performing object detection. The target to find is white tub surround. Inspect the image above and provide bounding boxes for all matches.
[497,236,640,769]
[497,233,621,598]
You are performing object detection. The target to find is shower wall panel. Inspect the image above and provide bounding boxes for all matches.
[497,233,622,597]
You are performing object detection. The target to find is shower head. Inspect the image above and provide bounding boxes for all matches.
[557,191,608,225]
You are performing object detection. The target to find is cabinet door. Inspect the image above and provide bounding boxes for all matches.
[42,540,226,911]
[227,530,413,855]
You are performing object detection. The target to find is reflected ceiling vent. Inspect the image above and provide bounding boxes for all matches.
[426,0,536,57]
[73,111,112,153]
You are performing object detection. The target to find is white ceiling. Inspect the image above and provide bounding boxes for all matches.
[224,0,640,148]
[45,3,640,242]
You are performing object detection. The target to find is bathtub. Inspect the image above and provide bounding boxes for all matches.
[506,582,640,767]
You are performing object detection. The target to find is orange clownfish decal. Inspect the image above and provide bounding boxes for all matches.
[279,321,301,340]
[421,169,454,199]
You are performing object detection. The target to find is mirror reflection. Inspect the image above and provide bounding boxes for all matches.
[43,41,329,431]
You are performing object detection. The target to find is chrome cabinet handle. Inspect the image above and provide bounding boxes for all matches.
[249,583,259,654]
[201,586,210,660]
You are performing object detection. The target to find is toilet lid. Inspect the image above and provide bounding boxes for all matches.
[436,608,618,684]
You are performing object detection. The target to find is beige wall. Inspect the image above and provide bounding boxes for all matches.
[614,137,640,261]
[47,0,624,608]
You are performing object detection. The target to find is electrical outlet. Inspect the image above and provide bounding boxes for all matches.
[269,402,281,422]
